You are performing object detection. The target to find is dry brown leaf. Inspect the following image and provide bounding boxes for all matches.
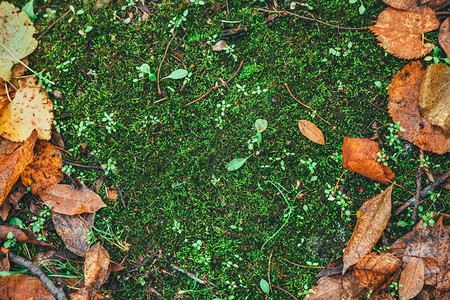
[316,257,343,278]
[388,61,450,153]
[382,0,418,10]
[212,40,228,51]
[0,254,9,271]
[439,18,450,58]
[0,274,55,299]
[21,140,64,194]
[0,2,38,81]
[341,137,395,184]
[0,79,53,142]
[52,212,94,256]
[298,120,325,145]
[0,130,36,206]
[0,224,51,246]
[41,184,106,215]
[418,63,450,134]
[426,0,450,10]
[368,6,440,59]
[0,136,21,155]
[399,256,425,300]
[353,252,402,290]
[85,242,111,296]
[342,185,393,274]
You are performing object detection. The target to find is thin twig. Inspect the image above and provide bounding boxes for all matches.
[283,258,324,269]
[284,83,332,126]
[412,166,422,222]
[173,31,188,51]
[8,251,68,300]
[184,61,244,107]
[37,10,72,40]
[171,264,206,285]
[157,33,177,95]
[63,159,104,171]
[170,54,188,91]
[271,284,298,300]
[222,20,241,24]
[254,8,368,30]
[395,170,450,215]
[116,185,126,209]
[332,170,347,196]
[154,97,167,104]
[386,180,415,196]
[268,249,274,293]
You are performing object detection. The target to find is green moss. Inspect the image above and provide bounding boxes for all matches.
[14,0,450,298]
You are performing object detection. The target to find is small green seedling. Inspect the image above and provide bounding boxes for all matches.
[163,69,188,80]
[134,63,156,82]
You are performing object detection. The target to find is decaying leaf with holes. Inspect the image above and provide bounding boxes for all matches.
[0,78,53,142]
[418,63,450,134]
[0,130,36,206]
[40,184,106,215]
[21,140,64,194]
[369,6,440,59]
[341,137,395,184]
[342,185,393,274]
[0,2,38,81]
[438,18,450,59]
[388,61,450,153]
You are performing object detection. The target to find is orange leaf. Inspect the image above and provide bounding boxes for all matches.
[368,6,439,59]
[0,130,36,206]
[52,212,93,257]
[353,252,402,290]
[341,137,395,184]
[388,61,450,153]
[0,224,52,247]
[21,140,64,194]
[40,184,106,215]
[439,18,450,58]
[342,185,393,274]
[85,242,111,296]
[298,120,325,145]
[381,0,418,10]
[0,274,54,299]
[399,257,425,300]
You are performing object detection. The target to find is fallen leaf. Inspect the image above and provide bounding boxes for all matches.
[212,40,228,51]
[341,137,395,184]
[52,212,94,256]
[342,185,393,274]
[226,157,247,171]
[0,130,36,206]
[382,0,418,10]
[316,257,343,278]
[353,252,402,290]
[0,79,15,111]
[0,79,53,142]
[0,274,55,299]
[21,140,63,194]
[85,242,111,295]
[388,61,450,153]
[0,224,51,246]
[438,18,449,58]
[368,6,440,59]
[0,136,21,155]
[40,184,106,215]
[0,200,9,220]
[418,63,450,134]
[399,256,425,300]
[0,2,38,81]
[0,253,9,271]
[426,0,450,10]
[298,120,325,145]
[255,119,268,133]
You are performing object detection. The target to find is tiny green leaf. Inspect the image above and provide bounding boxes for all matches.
[22,0,36,21]
[254,119,268,133]
[359,4,366,14]
[163,69,188,80]
[260,279,270,294]
[149,74,157,81]
[255,131,262,145]
[349,0,357,3]
[226,158,247,171]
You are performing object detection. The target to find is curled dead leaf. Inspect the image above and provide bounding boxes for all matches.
[368,6,440,59]
[341,137,395,184]
[343,185,393,274]
[388,61,450,153]
[298,120,325,145]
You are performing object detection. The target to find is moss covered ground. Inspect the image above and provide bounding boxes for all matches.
[18,0,449,298]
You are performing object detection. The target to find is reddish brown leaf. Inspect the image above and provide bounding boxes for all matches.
[40,184,106,215]
[382,0,418,10]
[418,63,450,134]
[0,136,21,155]
[52,212,94,256]
[426,0,450,10]
[316,257,343,277]
[21,140,64,194]
[399,256,425,300]
[388,61,450,153]
[0,199,10,221]
[85,242,111,295]
[437,263,450,291]
[0,224,51,246]
[298,120,325,145]
[353,252,402,290]
[110,260,126,273]
[341,137,395,184]
[439,18,450,59]
[0,130,36,206]
[0,254,9,271]
[0,274,55,299]
[368,6,440,59]
[342,185,393,274]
